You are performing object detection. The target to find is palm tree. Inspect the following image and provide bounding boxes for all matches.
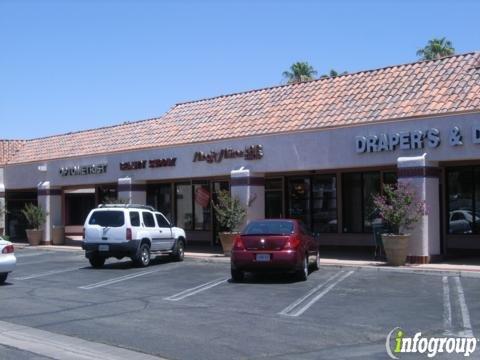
[282,62,317,84]
[320,69,348,78]
[416,38,455,60]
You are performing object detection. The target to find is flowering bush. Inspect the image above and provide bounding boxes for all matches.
[372,183,426,234]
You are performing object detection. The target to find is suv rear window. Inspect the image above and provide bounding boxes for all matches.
[88,211,125,227]
[142,212,156,228]
[130,211,140,227]
[242,220,294,235]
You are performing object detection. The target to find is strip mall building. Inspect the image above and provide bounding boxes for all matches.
[1,53,480,263]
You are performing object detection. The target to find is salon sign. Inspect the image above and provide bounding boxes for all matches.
[355,125,480,154]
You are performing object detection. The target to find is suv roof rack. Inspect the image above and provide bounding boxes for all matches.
[97,204,156,211]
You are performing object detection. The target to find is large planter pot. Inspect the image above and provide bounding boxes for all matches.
[381,233,410,266]
[26,229,43,246]
[219,232,238,256]
[52,226,65,245]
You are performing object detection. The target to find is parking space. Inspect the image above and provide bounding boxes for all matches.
[1,248,479,359]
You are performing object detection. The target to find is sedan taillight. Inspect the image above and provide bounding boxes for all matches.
[232,235,245,251]
[2,245,14,254]
[284,235,301,250]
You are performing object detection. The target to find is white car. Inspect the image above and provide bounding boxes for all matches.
[449,210,480,234]
[0,238,16,284]
[82,204,187,268]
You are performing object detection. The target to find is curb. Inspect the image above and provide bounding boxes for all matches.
[319,262,480,279]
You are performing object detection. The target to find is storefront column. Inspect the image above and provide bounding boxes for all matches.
[0,171,5,236]
[38,181,62,245]
[117,177,146,205]
[230,168,265,230]
[397,154,441,264]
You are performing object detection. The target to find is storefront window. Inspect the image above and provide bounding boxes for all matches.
[447,167,477,234]
[265,178,283,219]
[342,173,363,233]
[97,185,117,204]
[174,182,212,231]
[147,184,173,222]
[286,175,337,233]
[175,183,193,230]
[288,177,311,229]
[312,175,337,233]
[342,172,380,233]
[193,183,211,231]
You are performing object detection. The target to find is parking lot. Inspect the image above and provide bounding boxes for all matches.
[1,248,479,359]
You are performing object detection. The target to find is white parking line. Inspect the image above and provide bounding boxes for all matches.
[279,270,354,317]
[14,267,81,280]
[442,276,453,335]
[0,319,165,360]
[454,276,474,338]
[79,268,163,290]
[164,278,228,301]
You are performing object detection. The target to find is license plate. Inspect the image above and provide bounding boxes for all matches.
[98,245,109,252]
[256,254,271,262]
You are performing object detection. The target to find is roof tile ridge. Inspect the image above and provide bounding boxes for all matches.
[174,52,477,107]
[22,115,167,142]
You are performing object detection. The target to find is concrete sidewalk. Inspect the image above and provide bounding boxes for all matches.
[12,242,480,277]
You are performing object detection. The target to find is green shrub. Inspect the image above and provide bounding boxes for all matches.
[212,190,246,232]
[22,203,47,230]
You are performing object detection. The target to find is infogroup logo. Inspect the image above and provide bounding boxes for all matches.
[386,327,478,358]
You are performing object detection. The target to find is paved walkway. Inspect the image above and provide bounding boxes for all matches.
[11,242,480,277]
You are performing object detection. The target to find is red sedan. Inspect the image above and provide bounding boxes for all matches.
[230,219,320,282]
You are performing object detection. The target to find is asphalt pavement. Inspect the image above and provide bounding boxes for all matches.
[1,247,479,359]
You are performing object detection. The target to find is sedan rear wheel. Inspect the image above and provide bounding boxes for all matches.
[296,255,308,281]
[231,268,244,283]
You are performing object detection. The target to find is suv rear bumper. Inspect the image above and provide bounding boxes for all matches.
[82,240,140,259]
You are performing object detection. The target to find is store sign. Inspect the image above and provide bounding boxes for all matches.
[120,157,177,171]
[355,125,480,154]
[59,163,107,177]
[193,145,264,163]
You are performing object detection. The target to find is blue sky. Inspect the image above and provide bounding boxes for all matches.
[1,0,478,139]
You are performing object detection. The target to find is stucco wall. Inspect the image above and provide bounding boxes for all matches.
[4,112,480,189]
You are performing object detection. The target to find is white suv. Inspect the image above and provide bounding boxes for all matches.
[82,204,186,268]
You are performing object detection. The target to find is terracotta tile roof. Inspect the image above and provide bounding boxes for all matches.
[8,52,480,164]
[0,140,26,165]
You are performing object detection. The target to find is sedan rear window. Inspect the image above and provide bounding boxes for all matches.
[242,221,294,235]
[88,211,125,227]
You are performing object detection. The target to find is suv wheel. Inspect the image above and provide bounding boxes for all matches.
[89,256,106,268]
[172,239,185,262]
[134,243,151,267]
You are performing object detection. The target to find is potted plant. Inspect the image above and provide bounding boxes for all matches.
[212,190,246,256]
[22,203,47,246]
[372,183,426,266]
